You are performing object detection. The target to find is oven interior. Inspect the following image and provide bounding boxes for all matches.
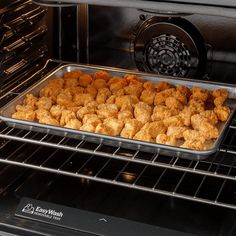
[1,0,236,235]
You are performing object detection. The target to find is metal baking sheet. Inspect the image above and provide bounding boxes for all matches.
[0,63,236,160]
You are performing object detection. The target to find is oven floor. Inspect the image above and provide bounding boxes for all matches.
[0,166,235,236]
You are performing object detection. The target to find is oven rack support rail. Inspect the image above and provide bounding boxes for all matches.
[0,121,236,210]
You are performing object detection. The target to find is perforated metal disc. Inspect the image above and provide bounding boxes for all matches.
[133,17,206,78]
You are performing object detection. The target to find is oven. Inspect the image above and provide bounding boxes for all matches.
[1,0,236,235]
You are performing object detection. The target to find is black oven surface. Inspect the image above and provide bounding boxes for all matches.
[0,163,236,236]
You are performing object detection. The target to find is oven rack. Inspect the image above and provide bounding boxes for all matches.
[0,119,236,210]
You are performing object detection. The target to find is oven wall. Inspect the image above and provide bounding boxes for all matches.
[88,5,236,83]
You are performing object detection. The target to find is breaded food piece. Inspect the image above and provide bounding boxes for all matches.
[78,74,93,87]
[36,97,52,110]
[124,80,143,97]
[134,102,152,124]
[39,85,61,102]
[190,87,209,102]
[50,105,65,120]
[176,85,191,98]
[95,123,114,136]
[96,88,112,104]
[188,99,205,113]
[115,95,138,110]
[35,109,51,120]
[165,97,184,110]
[60,110,76,126]
[167,126,188,139]
[39,115,59,126]
[156,134,177,146]
[214,96,227,107]
[77,104,96,120]
[124,74,142,83]
[214,106,230,122]
[103,118,124,136]
[118,110,133,121]
[141,121,167,137]
[113,88,125,97]
[107,76,123,86]
[94,70,110,81]
[143,81,154,90]
[80,123,96,132]
[64,77,78,88]
[120,119,143,139]
[140,89,156,105]
[151,105,178,121]
[92,79,107,89]
[74,93,94,106]
[155,81,172,92]
[97,104,119,119]
[84,85,97,98]
[23,94,38,110]
[199,110,218,125]
[48,77,64,88]
[12,110,35,121]
[212,89,228,99]
[64,119,82,130]
[133,130,154,142]
[154,88,175,106]
[57,90,73,106]
[82,114,102,126]
[109,77,127,93]
[16,104,32,112]
[64,70,82,79]
[191,114,219,139]
[181,140,206,150]
[174,90,188,105]
[183,129,205,143]
[179,106,193,126]
[66,106,81,113]
[65,86,84,96]
[106,95,116,104]
[163,115,184,127]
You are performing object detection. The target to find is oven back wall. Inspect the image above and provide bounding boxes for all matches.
[88,5,236,83]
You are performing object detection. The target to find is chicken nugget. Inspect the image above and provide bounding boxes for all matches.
[190,87,209,102]
[60,110,76,126]
[140,89,156,105]
[36,97,52,110]
[212,89,228,99]
[96,88,112,104]
[74,93,94,106]
[97,104,119,119]
[106,95,116,104]
[64,119,82,130]
[163,115,184,127]
[183,129,205,143]
[120,119,143,139]
[38,115,59,126]
[181,140,206,150]
[156,134,177,146]
[12,110,35,121]
[78,74,93,87]
[103,118,124,136]
[23,94,38,110]
[214,106,230,122]
[64,70,82,79]
[64,77,78,88]
[82,114,102,127]
[167,126,188,139]
[95,123,114,136]
[92,79,107,89]
[133,130,154,142]
[50,104,65,120]
[94,70,110,81]
[199,110,218,125]
[155,81,172,92]
[124,80,143,97]
[134,102,152,124]
[77,105,96,120]
[57,90,73,106]
[165,97,184,110]
[176,85,191,98]
[85,85,97,98]
[118,110,133,121]
[141,121,167,137]
[151,105,177,121]
[80,123,96,132]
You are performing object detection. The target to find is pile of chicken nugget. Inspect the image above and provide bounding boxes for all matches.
[12,69,231,150]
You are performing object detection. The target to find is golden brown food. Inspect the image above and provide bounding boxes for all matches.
[78,74,93,87]
[60,110,76,126]
[96,88,112,104]
[214,106,230,122]
[134,102,152,124]
[64,119,82,129]
[74,93,94,106]
[12,69,231,151]
[120,119,143,139]
[97,103,119,119]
